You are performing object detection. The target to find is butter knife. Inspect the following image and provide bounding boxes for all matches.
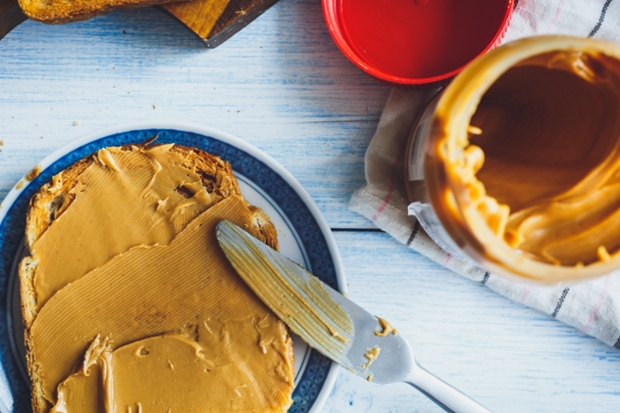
[216,220,493,413]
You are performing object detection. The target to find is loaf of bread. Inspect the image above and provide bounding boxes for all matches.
[19,143,293,413]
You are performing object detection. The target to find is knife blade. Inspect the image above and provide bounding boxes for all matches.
[216,219,418,383]
[216,219,493,413]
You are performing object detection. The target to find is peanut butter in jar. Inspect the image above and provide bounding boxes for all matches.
[406,35,620,284]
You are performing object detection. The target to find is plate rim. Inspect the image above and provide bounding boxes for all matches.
[0,121,346,413]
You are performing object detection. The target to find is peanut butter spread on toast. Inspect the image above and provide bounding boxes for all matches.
[22,145,294,413]
[27,145,237,315]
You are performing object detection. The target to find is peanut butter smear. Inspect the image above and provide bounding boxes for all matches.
[29,145,236,313]
[374,317,397,337]
[53,325,292,413]
[360,347,381,369]
[32,195,294,411]
[50,336,110,413]
[26,145,294,412]
[462,51,620,266]
[25,165,42,181]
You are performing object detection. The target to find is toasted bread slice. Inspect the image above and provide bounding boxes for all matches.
[20,143,265,327]
[18,0,186,24]
[19,143,287,413]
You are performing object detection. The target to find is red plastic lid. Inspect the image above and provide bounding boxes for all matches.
[323,0,514,86]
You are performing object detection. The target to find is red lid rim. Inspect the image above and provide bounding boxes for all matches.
[322,0,514,86]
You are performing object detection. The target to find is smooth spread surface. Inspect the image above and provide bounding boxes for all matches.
[52,323,292,413]
[30,144,229,312]
[26,145,294,412]
[33,195,294,411]
[462,51,620,266]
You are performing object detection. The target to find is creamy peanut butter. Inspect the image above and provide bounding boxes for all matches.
[374,317,397,337]
[25,165,42,182]
[468,51,620,266]
[25,145,294,412]
[427,36,620,282]
[360,347,380,369]
[29,145,235,312]
[51,336,109,413]
[53,321,291,413]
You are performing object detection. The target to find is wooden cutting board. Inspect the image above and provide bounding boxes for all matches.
[163,0,280,47]
[0,0,280,47]
[0,0,26,40]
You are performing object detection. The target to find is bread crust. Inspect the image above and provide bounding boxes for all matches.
[18,0,187,24]
[19,143,285,413]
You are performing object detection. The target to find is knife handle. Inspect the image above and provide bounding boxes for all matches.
[404,362,493,413]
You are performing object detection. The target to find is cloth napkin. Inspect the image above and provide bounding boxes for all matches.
[350,0,620,348]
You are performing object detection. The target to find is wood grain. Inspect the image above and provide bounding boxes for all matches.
[161,0,229,40]
[163,0,281,47]
[328,230,620,413]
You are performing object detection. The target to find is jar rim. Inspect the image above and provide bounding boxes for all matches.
[426,35,620,284]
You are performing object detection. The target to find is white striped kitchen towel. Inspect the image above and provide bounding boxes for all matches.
[350,0,620,348]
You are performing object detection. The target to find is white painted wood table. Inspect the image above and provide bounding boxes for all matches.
[1,0,620,412]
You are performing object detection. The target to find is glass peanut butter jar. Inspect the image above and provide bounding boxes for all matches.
[406,35,620,284]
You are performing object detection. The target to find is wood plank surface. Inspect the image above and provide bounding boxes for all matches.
[0,0,388,229]
[1,0,620,412]
[328,230,620,413]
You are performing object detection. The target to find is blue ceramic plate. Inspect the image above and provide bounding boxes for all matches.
[0,122,346,413]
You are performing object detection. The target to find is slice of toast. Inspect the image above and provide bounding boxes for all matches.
[20,143,260,328]
[18,0,185,24]
[19,143,288,413]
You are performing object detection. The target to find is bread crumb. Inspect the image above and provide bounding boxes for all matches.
[0,140,4,146]
[153,105,156,110]
[73,121,79,126]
